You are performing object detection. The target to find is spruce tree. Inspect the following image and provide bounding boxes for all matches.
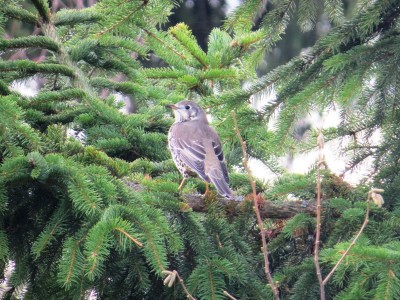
[0,0,400,299]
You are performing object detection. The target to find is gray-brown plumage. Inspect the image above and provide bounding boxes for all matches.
[166,100,234,199]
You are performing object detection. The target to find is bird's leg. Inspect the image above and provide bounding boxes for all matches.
[178,178,186,191]
[203,182,210,198]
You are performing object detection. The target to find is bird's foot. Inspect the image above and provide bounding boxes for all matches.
[203,183,217,200]
[204,182,209,197]
[178,178,186,191]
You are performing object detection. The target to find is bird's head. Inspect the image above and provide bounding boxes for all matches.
[166,100,208,123]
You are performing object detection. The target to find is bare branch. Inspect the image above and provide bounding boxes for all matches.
[223,290,238,300]
[123,178,318,219]
[322,189,378,285]
[314,132,325,300]
[163,270,196,300]
[175,271,196,300]
[184,193,317,219]
[231,111,279,300]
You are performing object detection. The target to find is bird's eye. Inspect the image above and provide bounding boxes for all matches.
[185,105,191,110]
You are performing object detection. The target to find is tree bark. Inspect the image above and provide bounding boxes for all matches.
[123,179,317,219]
[184,194,317,219]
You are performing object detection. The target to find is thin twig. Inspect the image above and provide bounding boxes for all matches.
[162,270,196,300]
[223,290,238,300]
[314,134,378,292]
[315,132,325,300]
[175,271,196,300]
[322,189,379,285]
[231,111,279,300]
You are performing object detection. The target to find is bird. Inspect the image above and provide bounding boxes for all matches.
[166,100,234,199]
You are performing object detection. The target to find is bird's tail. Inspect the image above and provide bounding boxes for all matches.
[208,170,235,199]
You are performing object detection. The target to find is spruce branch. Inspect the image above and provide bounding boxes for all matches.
[2,4,38,24]
[322,189,381,285]
[314,132,325,300]
[31,0,51,23]
[231,111,279,300]
[40,18,125,125]
[169,23,208,68]
[95,0,148,37]
[141,27,187,60]
[0,36,59,52]
[0,60,74,77]
[0,80,10,95]
[55,8,102,26]
[114,227,143,247]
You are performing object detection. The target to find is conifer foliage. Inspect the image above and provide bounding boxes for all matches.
[0,0,400,299]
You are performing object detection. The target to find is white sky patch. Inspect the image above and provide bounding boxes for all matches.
[248,157,277,182]
[10,78,40,97]
[0,261,27,299]
[67,128,86,143]
[293,109,380,185]
[248,88,381,185]
[224,0,240,14]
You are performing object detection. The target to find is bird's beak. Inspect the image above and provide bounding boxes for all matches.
[165,104,177,110]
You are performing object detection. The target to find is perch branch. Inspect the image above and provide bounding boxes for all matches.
[123,178,318,219]
[231,111,279,300]
[184,193,317,219]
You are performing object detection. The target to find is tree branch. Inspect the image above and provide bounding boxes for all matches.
[315,132,325,300]
[184,193,317,219]
[231,111,279,300]
[123,177,318,219]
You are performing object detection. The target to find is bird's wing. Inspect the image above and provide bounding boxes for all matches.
[211,141,229,184]
[204,140,234,199]
[169,135,210,182]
